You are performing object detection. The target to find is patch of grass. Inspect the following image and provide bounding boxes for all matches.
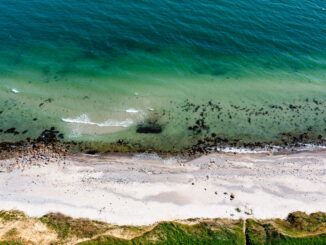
[1,228,25,245]
[1,210,325,245]
[275,211,326,235]
[270,234,326,245]
[39,213,109,239]
[262,224,326,245]
[77,236,130,245]
[246,212,326,245]
[0,210,26,221]
[79,221,245,245]
[246,219,267,245]
[0,241,23,245]
[3,228,18,239]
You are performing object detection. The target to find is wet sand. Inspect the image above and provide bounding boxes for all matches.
[0,150,325,225]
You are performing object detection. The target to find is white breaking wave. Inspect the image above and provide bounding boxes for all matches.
[217,147,269,154]
[216,144,326,154]
[62,114,133,127]
[11,88,20,94]
[147,107,154,111]
[126,108,139,113]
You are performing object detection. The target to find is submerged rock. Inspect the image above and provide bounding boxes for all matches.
[136,123,162,134]
[36,127,60,144]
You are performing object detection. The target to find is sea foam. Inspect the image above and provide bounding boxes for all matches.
[126,108,139,113]
[62,114,133,127]
[11,88,20,94]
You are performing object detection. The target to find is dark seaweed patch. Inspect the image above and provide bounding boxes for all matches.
[36,127,61,144]
[85,150,98,155]
[137,123,162,134]
[44,98,53,103]
[22,130,28,134]
[4,128,20,135]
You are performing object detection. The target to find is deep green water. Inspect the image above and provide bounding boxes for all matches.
[0,1,325,152]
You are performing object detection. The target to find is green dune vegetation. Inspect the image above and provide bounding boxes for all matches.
[0,210,325,245]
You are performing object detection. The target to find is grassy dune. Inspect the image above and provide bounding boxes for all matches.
[0,210,325,245]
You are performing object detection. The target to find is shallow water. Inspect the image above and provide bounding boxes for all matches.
[0,1,325,151]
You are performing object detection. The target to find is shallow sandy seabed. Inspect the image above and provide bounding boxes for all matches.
[0,150,325,225]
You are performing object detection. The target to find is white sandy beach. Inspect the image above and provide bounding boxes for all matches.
[0,150,325,225]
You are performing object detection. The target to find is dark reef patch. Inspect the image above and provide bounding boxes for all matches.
[37,127,61,144]
[136,113,164,134]
[85,150,99,155]
[4,128,20,135]
[137,123,162,134]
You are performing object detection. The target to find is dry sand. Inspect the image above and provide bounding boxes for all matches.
[0,150,325,225]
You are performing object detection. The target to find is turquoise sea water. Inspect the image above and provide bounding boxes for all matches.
[0,1,325,152]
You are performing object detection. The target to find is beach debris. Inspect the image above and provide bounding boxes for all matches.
[244,209,253,215]
[230,193,235,200]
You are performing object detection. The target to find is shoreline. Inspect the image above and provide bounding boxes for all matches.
[0,148,325,225]
[1,121,326,158]
[1,128,326,160]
